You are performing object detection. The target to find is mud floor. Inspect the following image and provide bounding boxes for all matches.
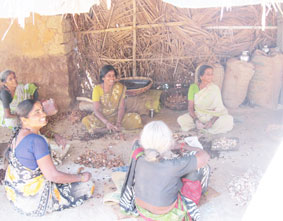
[0,106,282,221]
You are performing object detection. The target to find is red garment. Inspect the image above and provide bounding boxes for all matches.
[181,178,202,205]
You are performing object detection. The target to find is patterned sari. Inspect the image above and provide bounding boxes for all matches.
[4,145,94,216]
[0,83,37,129]
[82,82,142,132]
[178,83,233,134]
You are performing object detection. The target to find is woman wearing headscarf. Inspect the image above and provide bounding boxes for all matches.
[177,65,233,134]
[82,65,143,133]
[4,99,94,216]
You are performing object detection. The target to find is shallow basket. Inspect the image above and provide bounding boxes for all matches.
[160,88,188,111]
[119,77,153,96]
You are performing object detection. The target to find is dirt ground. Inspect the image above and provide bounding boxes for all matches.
[0,106,282,221]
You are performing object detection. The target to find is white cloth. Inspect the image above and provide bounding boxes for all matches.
[184,136,203,149]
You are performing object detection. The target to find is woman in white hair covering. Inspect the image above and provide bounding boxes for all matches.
[120,121,210,221]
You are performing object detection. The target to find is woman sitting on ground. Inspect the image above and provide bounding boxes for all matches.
[120,121,210,221]
[0,69,66,148]
[82,65,143,133]
[0,70,38,129]
[4,99,94,216]
[177,64,233,134]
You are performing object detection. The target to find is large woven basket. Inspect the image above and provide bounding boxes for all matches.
[119,76,153,96]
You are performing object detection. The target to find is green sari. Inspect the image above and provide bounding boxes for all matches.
[82,82,142,132]
[177,83,234,134]
[0,83,37,129]
[136,195,192,221]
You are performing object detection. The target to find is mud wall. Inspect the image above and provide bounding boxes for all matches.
[0,14,75,110]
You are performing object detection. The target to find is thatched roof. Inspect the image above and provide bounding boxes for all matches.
[1,0,282,24]
[163,0,283,9]
[0,0,100,27]
[0,0,282,31]
[164,0,283,30]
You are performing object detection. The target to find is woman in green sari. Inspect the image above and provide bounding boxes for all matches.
[0,70,38,129]
[177,65,233,134]
[82,65,143,133]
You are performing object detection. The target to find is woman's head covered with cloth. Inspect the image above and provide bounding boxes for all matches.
[140,121,175,161]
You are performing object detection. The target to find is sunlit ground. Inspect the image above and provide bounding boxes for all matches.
[242,138,283,221]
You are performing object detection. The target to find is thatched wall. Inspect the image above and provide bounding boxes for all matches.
[70,0,277,97]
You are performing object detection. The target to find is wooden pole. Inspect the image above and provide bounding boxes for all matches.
[205,26,277,30]
[133,0,137,76]
[101,3,115,52]
[99,55,229,62]
[276,5,283,104]
[78,21,186,34]
[78,22,276,35]
[277,11,283,52]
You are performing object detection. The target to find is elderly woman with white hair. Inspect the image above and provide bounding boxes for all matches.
[120,121,210,221]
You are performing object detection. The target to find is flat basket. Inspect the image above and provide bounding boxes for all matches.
[119,77,153,96]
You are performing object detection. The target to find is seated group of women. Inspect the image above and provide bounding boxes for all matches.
[0,70,93,215]
[81,64,233,136]
[1,64,233,220]
[0,64,233,136]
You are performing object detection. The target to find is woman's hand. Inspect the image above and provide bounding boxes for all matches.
[106,121,118,132]
[204,117,218,129]
[115,122,122,132]
[195,119,205,129]
[80,172,92,182]
[38,155,90,184]
[4,108,17,118]
[204,120,214,129]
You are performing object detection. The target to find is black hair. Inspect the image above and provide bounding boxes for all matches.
[0,70,15,83]
[16,99,37,118]
[4,99,36,169]
[99,65,118,83]
[198,65,213,83]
